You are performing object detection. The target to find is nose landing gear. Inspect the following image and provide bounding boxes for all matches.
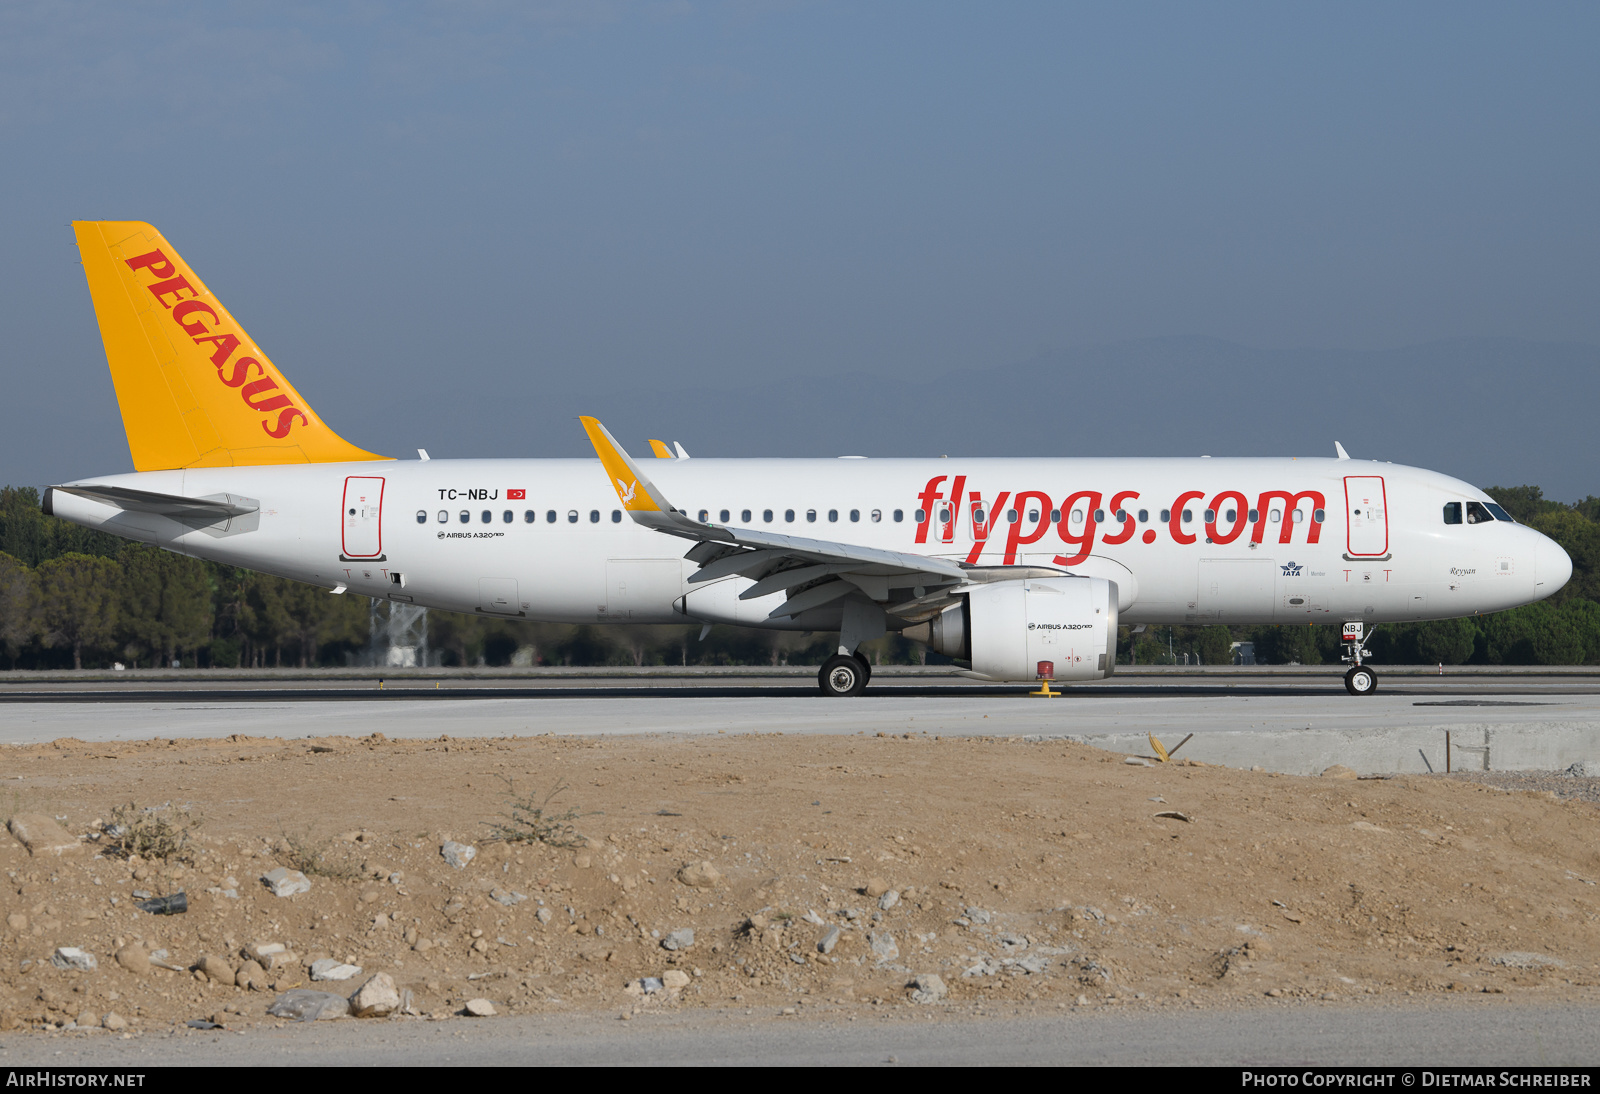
[1341,621,1378,696]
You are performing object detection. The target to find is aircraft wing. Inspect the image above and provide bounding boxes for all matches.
[579,417,1056,621]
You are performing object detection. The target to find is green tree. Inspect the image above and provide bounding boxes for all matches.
[36,553,123,669]
[1196,625,1233,665]
[1562,599,1600,664]
[0,551,38,661]
[118,545,215,668]
[1413,617,1477,665]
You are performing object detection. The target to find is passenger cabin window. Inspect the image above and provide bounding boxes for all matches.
[912,508,924,523]
[1071,509,1083,523]
[1159,509,1171,522]
[502,510,512,523]
[871,509,882,522]
[1313,508,1325,523]
[1094,510,1106,522]
[698,509,708,522]
[806,510,817,522]
[1051,510,1061,523]
[1443,502,1462,525]
[1204,509,1216,523]
[547,510,557,523]
[1466,501,1494,525]
[828,509,839,522]
[611,510,622,523]
[741,509,751,523]
[850,509,860,522]
[416,510,427,524]
[1028,509,1040,522]
[459,511,470,524]
[1248,509,1258,523]
[567,510,578,523]
[438,511,448,523]
[1269,509,1281,523]
[889,510,900,522]
[763,509,774,523]
[589,510,600,523]
[481,510,491,523]
[1113,509,1125,522]
[1137,509,1148,523]
[785,509,796,522]
[524,510,536,523]
[719,509,730,523]
[1006,509,1018,523]
[1182,509,1193,523]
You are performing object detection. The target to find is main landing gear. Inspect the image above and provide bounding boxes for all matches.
[818,653,871,697]
[1340,621,1378,696]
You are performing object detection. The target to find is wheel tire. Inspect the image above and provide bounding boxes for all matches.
[854,653,872,685]
[1344,666,1377,696]
[819,654,867,697]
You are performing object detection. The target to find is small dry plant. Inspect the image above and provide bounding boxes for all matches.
[485,778,589,848]
[104,802,201,861]
[279,828,362,880]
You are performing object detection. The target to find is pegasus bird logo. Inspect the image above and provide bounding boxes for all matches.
[617,478,638,505]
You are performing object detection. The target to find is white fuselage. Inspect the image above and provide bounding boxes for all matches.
[51,455,1569,628]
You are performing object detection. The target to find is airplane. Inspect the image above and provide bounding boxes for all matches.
[44,222,1574,696]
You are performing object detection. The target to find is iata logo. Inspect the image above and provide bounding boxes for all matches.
[122,249,308,439]
[1281,561,1303,577]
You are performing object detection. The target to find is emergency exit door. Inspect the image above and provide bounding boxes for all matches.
[1344,476,1388,557]
[341,476,385,559]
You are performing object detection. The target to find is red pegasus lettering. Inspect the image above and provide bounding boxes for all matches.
[145,276,196,308]
[1168,491,1205,546]
[123,249,176,280]
[171,300,218,336]
[262,408,307,438]
[241,378,292,412]
[193,332,241,368]
[218,356,264,388]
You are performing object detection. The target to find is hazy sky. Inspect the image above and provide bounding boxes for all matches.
[2,2,1597,486]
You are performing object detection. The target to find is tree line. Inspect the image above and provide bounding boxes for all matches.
[1,483,1596,670]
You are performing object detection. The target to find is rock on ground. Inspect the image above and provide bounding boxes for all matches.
[349,972,401,1018]
[661,928,695,951]
[310,958,362,981]
[869,932,899,963]
[261,867,311,897]
[441,841,477,869]
[8,814,84,857]
[51,947,96,971]
[910,974,948,1004]
[464,998,497,1017]
[676,860,721,888]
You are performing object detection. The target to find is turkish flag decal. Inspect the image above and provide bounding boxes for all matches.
[507,489,526,500]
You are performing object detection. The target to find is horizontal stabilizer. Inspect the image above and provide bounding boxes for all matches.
[48,483,258,523]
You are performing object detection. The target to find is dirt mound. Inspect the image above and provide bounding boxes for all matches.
[2,732,1597,1033]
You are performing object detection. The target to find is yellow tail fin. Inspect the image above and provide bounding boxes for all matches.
[73,221,387,470]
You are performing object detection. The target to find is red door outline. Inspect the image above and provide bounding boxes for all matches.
[1343,475,1388,557]
[341,476,385,559]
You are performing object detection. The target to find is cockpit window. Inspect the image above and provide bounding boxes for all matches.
[1466,501,1494,525]
[1484,503,1515,523]
[1443,502,1462,525]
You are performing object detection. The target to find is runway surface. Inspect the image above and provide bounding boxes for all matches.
[6,999,1595,1067]
[2,672,1597,758]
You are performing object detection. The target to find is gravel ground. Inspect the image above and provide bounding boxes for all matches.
[1438,770,1600,806]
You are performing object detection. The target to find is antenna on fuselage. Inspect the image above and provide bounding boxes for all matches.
[1334,441,1351,460]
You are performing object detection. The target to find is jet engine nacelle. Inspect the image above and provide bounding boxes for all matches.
[904,577,1118,682]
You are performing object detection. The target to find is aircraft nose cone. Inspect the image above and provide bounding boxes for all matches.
[1538,534,1573,594]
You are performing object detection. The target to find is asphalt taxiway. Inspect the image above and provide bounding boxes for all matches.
[1,667,1596,775]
